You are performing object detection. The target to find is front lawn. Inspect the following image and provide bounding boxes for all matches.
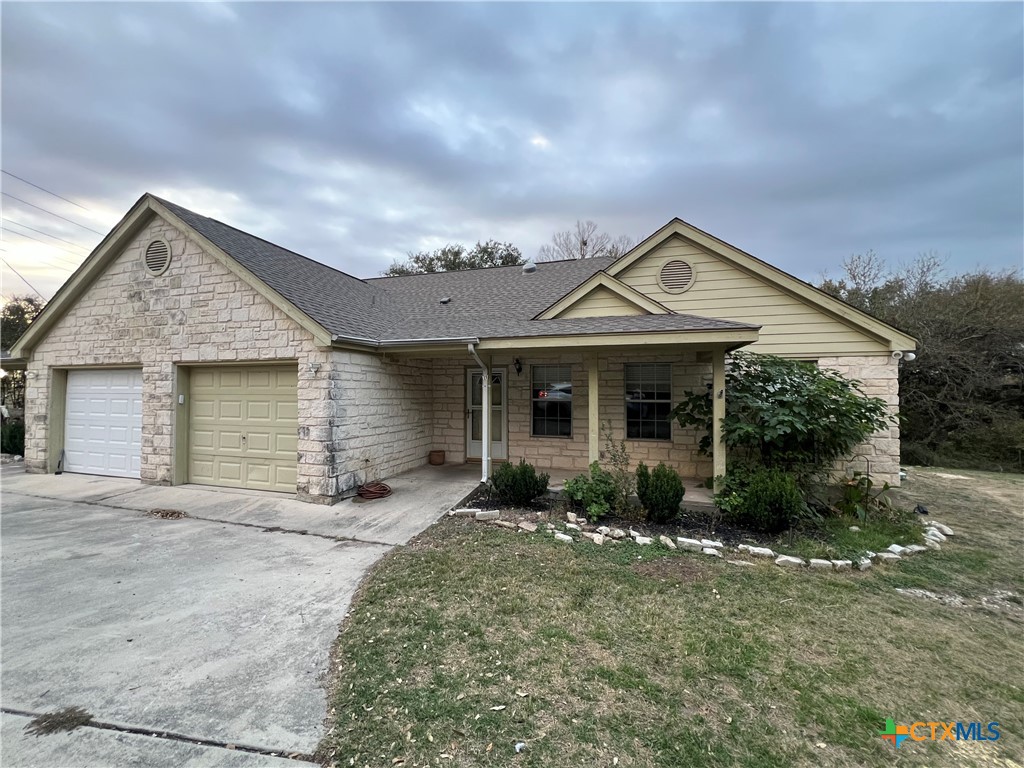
[320,468,1023,767]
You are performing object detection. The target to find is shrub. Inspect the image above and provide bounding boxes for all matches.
[601,423,634,515]
[1,419,25,456]
[490,460,549,506]
[716,465,806,533]
[563,462,618,522]
[636,462,685,524]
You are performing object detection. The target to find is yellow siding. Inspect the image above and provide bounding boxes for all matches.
[557,286,647,319]
[617,236,888,356]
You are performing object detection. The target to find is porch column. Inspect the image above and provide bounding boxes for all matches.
[481,361,491,482]
[712,346,727,492]
[588,353,599,464]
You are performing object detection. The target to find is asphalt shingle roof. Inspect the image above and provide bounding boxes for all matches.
[159,197,759,345]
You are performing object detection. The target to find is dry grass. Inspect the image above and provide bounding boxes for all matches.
[322,468,1023,768]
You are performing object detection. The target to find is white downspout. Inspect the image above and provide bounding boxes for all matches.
[468,343,490,483]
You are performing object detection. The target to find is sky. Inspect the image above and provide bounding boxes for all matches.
[2,1,1022,300]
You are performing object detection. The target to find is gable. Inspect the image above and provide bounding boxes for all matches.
[534,270,671,321]
[615,234,899,357]
[557,285,648,318]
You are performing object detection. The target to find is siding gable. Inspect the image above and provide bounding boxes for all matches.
[617,235,890,357]
[557,285,648,318]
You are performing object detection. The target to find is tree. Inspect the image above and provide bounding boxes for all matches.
[1,295,45,411]
[383,240,523,276]
[820,255,1024,470]
[536,220,634,262]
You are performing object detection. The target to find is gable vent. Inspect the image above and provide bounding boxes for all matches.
[144,239,171,276]
[658,259,695,293]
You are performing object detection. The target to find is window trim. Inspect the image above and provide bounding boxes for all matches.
[624,362,673,442]
[530,363,573,439]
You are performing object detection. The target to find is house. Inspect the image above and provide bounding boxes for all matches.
[11,194,916,503]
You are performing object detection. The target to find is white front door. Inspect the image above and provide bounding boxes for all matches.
[466,369,507,461]
[64,368,144,478]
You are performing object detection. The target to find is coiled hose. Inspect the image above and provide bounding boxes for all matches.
[356,481,392,500]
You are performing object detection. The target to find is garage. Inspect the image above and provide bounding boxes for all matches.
[188,365,298,493]
[64,368,144,478]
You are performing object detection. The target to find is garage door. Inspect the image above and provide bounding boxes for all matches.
[188,366,298,493]
[64,369,143,478]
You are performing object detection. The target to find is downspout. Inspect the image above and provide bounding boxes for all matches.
[468,343,490,484]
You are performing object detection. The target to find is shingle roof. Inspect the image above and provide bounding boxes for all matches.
[159,197,759,345]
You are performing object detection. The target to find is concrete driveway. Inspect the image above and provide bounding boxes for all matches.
[1,466,478,767]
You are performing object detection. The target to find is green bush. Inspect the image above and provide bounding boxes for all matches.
[716,466,806,533]
[636,462,685,524]
[563,462,619,522]
[1,420,25,456]
[490,460,550,506]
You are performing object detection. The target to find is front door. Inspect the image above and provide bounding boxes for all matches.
[466,369,507,461]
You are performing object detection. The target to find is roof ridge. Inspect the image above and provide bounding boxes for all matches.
[367,254,618,282]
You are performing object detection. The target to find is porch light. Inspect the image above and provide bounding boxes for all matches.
[513,358,523,375]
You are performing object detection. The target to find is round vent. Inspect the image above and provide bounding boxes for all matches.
[144,239,171,276]
[658,259,695,293]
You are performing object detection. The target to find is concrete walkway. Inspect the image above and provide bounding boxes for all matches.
[0,464,478,767]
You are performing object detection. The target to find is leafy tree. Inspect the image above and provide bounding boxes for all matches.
[537,220,634,262]
[820,254,1023,470]
[670,352,893,486]
[383,240,523,276]
[1,295,45,411]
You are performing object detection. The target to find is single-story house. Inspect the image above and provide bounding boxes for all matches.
[12,194,916,503]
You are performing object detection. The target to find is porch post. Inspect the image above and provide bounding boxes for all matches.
[481,361,491,483]
[588,353,599,464]
[712,346,727,492]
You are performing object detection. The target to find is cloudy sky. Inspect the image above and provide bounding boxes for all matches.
[2,1,1021,300]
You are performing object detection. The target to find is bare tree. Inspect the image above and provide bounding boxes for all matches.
[537,220,634,262]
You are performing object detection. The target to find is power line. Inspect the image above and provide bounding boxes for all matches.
[0,258,46,300]
[1,228,86,264]
[1,193,104,236]
[3,218,89,251]
[1,170,90,211]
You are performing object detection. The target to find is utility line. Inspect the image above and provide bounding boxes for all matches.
[3,218,89,251]
[1,170,90,211]
[1,228,85,264]
[1,193,104,236]
[0,258,46,300]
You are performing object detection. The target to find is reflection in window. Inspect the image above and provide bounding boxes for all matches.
[532,365,572,437]
[625,363,671,440]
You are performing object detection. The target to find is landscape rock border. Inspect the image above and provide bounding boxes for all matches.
[447,507,956,575]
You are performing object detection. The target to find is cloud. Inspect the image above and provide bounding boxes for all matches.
[2,2,1020,299]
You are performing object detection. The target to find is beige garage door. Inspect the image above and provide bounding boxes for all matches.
[189,366,298,493]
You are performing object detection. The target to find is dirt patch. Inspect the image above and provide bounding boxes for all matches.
[632,557,711,584]
[24,706,93,736]
[147,508,188,520]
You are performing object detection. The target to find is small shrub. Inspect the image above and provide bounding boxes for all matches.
[564,462,618,522]
[1,419,25,456]
[636,462,685,524]
[717,466,806,533]
[602,423,634,515]
[490,460,549,506]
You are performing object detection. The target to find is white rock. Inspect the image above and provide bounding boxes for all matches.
[848,526,861,532]
[924,539,941,550]
[904,544,928,555]
[492,520,516,529]
[857,558,872,571]
[876,552,901,563]
[581,532,605,545]
[865,550,877,559]
[933,522,954,536]
[634,536,653,546]
[737,543,751,552]
[749,546,775,558]
[727,559,756,567]
[701,539,724,549]
[659,535,677,550]
[925,529,947,543]
[450,507,480,517]
[518,521,538,533]
[677,537,703,551]
[565,523,581,531]
[608,528,628,540]
[809,558,833,570]
[832,560,853,570]
[546,523,556,531]
[887,544,908,555]
[566,512,579,524]
[475,510,500,521]
[775,555,805,568]
[597,526,611,535]
[553,532,573,544]
[702,547,723,557]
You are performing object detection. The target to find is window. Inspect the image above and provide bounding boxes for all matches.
[532,365,572,437]
[625,363,672,440]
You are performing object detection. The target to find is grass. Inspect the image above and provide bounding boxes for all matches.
[321,468,1023,767]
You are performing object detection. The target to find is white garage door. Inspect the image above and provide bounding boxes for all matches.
[64,369,143,478]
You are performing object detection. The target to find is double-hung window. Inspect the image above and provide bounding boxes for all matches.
[531,365,572,437]
[625,363,671,440]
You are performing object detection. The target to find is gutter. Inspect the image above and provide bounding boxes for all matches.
[330,333,480,349]
[467,343,491,484]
